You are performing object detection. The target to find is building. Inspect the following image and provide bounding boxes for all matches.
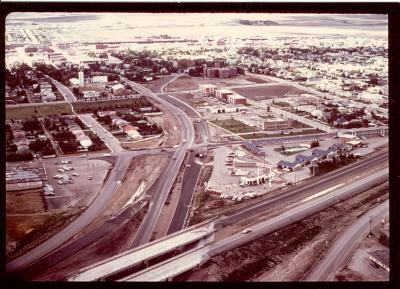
[259,117,292,131]
[92,75,108,83]
[215,89,233,101]
[227,94,247,105]
[199,84,217,96]
[78,71,84,87]
[123,124,143,141]
[208,105,248,114]
[242,141,266,156]
[82,90,100,98]
[277,160,302,171]
[69,78,80,86]
[340,133,358,144]
[6,165,47,192]
[112,83,125,96]
[295,154,319,165]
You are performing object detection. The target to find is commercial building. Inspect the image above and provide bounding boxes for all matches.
[227,94,247,105]
[6,164,47,192]
[242,141,266,156]
[215,89,233,101]
[258,117,292,131]
[82,90,100,98]
[199,84,217,96]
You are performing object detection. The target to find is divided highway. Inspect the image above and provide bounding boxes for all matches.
[122,169,388,281]
[123,78,196,247]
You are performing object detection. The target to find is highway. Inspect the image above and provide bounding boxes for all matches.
[123,78,196,247]
[306,199,389,281]
[123,169,388,281]
[217,149,388,227]
[7,154,133,273]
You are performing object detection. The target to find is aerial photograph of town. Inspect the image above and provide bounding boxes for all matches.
[4,10,389,282]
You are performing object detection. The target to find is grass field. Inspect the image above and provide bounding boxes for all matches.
[72,97,149,113]
[6,102,72,120]
[244,77,269,84]
[211,119,258,134]
[232,84,308,101]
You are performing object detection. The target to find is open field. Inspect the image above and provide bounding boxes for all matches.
[232,84,308,101]
[72,97,149,113]
[6,102,72,120]
[6,207,83,262]
[6,189,46,214]
[244,76,270,84]
[164,75,265,92]
[211,119,258,134]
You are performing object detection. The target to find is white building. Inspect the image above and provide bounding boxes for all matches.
[82,91,100,98]
[92,75,108,83]
[78,71,84,87]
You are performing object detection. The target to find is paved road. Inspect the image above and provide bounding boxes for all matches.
[49,78,77,102]
[306,199,389,281]
[123,169,388,281]
[7,155,132,273]
[78,113,124,153]
[167,151,202,235]
[123,78,195,247]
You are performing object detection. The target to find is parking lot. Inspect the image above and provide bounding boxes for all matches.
[206,146,285,198]
[43,157,112,211]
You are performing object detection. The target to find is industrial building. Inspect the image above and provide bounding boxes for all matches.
[242,141,266,156]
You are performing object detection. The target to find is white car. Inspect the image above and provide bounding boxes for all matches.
[182,139,187,143]
[103,153,111,157]
[242,228,252,234]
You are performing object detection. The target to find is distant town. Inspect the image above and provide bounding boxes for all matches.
[5,13,389,282]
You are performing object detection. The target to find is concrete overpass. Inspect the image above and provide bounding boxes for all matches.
[69,220,215,281]
[121,168,388,281]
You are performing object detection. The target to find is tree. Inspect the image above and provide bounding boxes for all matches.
[310,140,320,148]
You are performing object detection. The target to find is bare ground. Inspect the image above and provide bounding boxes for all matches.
[73,154,168,238]
[185,183,388,281]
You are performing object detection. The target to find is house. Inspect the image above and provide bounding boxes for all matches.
[334,117,349,127]
[97,110,116,118]
[112,83,125,96]
[69,78,80,86]
[122,124,142,141]
[112,118,129,128]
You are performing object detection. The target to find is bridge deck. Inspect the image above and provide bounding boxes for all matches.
[71,226,210,281]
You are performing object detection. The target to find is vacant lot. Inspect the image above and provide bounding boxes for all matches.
[244,77,270,84]
[164,75,262,92]
[211,119,257,134]
[6,102,72,120]
[72,97,149,113]
[232,84,308,101]
[7,189,46,214]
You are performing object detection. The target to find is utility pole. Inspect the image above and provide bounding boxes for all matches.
[369,216,372,237]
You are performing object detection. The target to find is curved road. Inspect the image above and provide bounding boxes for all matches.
[7,155,132,273]
[306,199,389,281]
[123,78,196,247]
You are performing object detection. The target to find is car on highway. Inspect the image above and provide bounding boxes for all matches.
[79,154,87,158]
[182,139,187,143]
[103,153,111,156]
[242,228,252,234]
[161,148,167,152]
[72,172,79,177]
[186,164,191,167]
[88,176,93,180]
